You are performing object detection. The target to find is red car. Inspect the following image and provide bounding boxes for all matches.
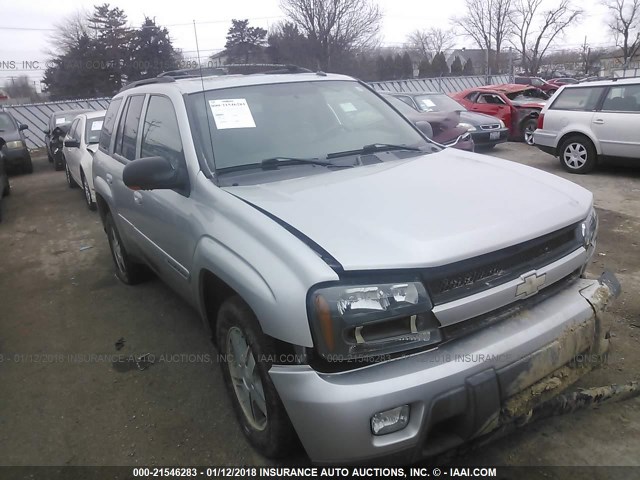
[451,84,548,145]
[514,76,559,94]
[547,77,579,87]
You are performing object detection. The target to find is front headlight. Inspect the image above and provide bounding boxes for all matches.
[5,140,24,149]
[456,122,476,132]
[498,120,506,128]
[308,281,442,360]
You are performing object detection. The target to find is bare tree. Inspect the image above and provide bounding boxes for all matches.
[511,0,582,75]
[407,27,456,60]
[47,9,91,54]
[603,0,640,66]
[453,0,514,73]
[280,0,382,70]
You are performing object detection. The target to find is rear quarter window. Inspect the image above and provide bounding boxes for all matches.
[549,87,605,111]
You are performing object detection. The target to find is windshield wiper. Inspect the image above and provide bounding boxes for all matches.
[326,143,423,159]
[260,157,334,168]
[216,156,353,175]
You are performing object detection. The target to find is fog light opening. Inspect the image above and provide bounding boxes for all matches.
[371,405,410,435]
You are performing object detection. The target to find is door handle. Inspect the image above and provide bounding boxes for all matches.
[593,118,605,125]
[133,191,143,205]
[106,173,113,184]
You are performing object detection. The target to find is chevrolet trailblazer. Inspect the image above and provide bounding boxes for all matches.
[92,69,619,464]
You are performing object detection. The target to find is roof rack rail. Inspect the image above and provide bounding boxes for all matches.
[158,67,227,78]
[119,76,175,92]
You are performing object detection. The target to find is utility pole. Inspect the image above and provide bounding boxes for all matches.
[509,47,514,82]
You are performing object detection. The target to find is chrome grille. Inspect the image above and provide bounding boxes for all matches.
[480,124,501,130]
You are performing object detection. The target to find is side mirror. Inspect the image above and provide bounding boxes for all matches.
[19,124,29,131]
[64,139,80,148]
[43,129,50,135]
[415,120,433,139]
[123,156,185,191]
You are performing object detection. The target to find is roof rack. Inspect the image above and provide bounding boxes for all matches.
[119,76,175,92]
[119,64,317,92]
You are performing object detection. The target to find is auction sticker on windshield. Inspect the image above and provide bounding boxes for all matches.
[209,99,256,129]
[91,120,104,131]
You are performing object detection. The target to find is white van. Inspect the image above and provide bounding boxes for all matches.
[534,77,640,173]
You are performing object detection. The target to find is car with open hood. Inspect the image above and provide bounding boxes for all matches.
[452,84,549,145]
[92,68,619,464]
[44,109,93,171]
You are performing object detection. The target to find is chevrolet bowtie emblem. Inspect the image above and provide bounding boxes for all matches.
[516,272,546,298]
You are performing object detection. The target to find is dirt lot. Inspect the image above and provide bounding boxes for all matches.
[0,145,639,472]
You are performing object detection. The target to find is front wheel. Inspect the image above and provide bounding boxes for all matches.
[523,119,537,146]
[216,297,297,458]
[81,172,96,211]
[66,163,78,188]
[104,213,149,284]
[559,135,597,174]
[23,155,33,174]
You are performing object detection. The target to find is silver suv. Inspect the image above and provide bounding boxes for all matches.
[93,70,619,464]
[534,78,640,173]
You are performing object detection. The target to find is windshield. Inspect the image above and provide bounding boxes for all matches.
[413,94,466,113]
[85,117,104,144]
[0,113,15,130]
[187,80,428,173]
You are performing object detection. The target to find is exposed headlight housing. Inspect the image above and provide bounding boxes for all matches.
[308,280,441,360]
[456,122,476,132]
[5,140,24,149]
[580,207,598,272]
[498,119,506,128]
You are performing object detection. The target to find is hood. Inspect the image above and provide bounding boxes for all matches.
[459,111,503,126]
[511,97,546,109]
[225,150,592,271]
[0,129,21,142]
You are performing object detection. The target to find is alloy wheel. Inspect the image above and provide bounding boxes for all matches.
[226,326,268,431]
[563,143,588,169]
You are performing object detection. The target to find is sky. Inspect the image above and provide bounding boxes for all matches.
[0,0,613,92]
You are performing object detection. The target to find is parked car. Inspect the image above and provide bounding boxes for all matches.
[0,111,32,173]
[514,76,558,94]
[452,84,548,145]
[44,109,93,171]
[0,141,11,222]
[380,92,474,151]
[62,110,106,210]
[93,70,618,464]
[534,77,640,173]
[388,91,509,149]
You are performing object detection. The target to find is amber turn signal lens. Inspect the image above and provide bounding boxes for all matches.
[314,294,334,352]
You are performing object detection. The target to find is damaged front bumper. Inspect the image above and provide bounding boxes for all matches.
[269,272,620,464]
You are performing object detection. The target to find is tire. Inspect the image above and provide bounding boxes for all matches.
[23,155,33,174]
[559,135,597,174]
[54,152,65,171]
[216,296,297,458]
[81,171,96,211]
[66,163,78,188]
[2,177,9,197]
[104,212,149,285]
[522,119,537,146]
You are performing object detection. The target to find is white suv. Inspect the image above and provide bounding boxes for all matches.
[534,78,640,173]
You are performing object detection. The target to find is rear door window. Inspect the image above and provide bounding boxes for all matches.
[601,84,640,112]
[115,96,145,160]
[549,87,605,111]
[99,98,123,152]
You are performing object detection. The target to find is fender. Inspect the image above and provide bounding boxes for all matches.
[556,127,602,154]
